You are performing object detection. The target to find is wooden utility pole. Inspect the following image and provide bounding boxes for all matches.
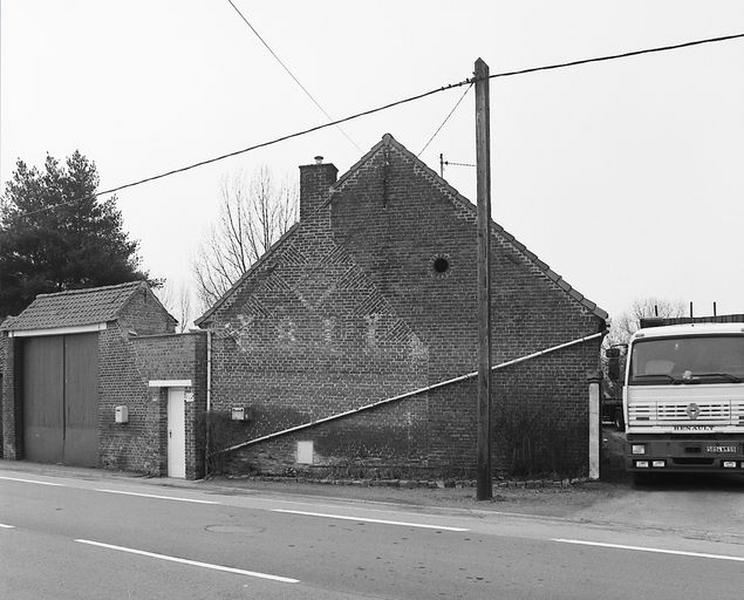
[474,58,492,501]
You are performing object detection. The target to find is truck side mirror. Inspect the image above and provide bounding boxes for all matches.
[606,347,621,382]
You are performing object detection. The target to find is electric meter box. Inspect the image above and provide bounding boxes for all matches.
[115,405,129,424]
[231,406,246,421]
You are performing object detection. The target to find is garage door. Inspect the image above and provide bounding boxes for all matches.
[23,332,99,466]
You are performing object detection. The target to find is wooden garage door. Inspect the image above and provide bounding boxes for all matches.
[23,332,99,466]
[23,336,64,463]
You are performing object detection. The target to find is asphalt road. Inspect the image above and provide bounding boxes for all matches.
[1,468,743,599]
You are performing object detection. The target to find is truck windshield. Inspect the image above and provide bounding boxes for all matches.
[629,335,744,385]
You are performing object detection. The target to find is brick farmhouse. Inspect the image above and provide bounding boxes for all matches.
[195,134,607,479]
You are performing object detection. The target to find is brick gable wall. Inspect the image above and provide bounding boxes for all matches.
[118,286,176,336]
[204,140,604,478]
[331,142,604,474]
[209,204,431,474]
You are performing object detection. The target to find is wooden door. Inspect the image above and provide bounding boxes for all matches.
[23,333,99,466]
[23,336,64,463]
[63,333,99,466]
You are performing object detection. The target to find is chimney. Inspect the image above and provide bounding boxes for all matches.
[299,156,337,221]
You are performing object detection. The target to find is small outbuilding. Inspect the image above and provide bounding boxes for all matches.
[1,281,207,478]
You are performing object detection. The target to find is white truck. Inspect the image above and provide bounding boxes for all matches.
[609,318,744,483]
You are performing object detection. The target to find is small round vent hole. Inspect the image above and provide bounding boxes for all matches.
[433,257,450,274]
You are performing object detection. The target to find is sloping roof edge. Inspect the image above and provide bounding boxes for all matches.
[196,133,608,325]
[365,134,609,322]
[3,280,169,332]
[194,223,301,326]
[194,142,390,327]
[121,282,179,326]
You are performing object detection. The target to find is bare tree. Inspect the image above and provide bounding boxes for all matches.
[606,297,686,346]
[155,281,194,333]
[194,167,298,310]
[601,297,686,403]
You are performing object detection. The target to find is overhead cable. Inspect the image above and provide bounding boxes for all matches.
[16,79,470,219]
[486,32,744,81]
[225,0,361,151]
[15,31,744,220]
[417,82,473,157]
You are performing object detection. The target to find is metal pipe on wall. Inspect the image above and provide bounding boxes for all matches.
[214,329,606,456]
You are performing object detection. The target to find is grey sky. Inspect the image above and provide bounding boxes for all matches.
[2,1,743,320]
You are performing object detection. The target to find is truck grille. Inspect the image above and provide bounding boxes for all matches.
[629,400,744,427]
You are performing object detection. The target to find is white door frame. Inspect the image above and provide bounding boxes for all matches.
[166,387,186,478]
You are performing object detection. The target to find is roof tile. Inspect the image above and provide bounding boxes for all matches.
[7,281,148,331]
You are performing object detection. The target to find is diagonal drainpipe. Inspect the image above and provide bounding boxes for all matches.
[212,330,606,457]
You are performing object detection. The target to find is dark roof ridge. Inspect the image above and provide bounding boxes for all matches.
[36,280,144,298]
[5,280,174,332]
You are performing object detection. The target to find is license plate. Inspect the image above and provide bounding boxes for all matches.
[705,445,739,454]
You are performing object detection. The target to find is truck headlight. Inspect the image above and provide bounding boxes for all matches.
[631,444,646,455]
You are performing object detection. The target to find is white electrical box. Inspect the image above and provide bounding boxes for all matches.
[231,406,245,421]
[115,405,128,424]
[297,441,313,464]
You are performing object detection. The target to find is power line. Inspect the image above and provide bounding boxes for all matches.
[225,0,361,151]
[486,32,744,81]
[17,79,471,219]
[417,82,473,157]
[14,31,744,220]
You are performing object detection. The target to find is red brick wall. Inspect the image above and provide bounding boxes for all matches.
[98,329,206,478]
[205,138,604,478]
[329,141,604,476]
[0,333,5,456]
[0,334,23,460]
[98,288,198,476]
[119,286,176,335]
[98,324,161,474]
[131,332,207,479]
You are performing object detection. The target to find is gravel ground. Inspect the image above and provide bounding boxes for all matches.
[204,475,629,518]
[203,427,633,519]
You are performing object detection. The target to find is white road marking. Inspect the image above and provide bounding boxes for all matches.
[74,539,299,583]
[272,509,469,531]
[553,539,744,563]
[0,523,15,529]
[94,489,220,504]
[0,476,64,487]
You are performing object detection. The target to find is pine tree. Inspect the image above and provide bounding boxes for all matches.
[0,151,151,318]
